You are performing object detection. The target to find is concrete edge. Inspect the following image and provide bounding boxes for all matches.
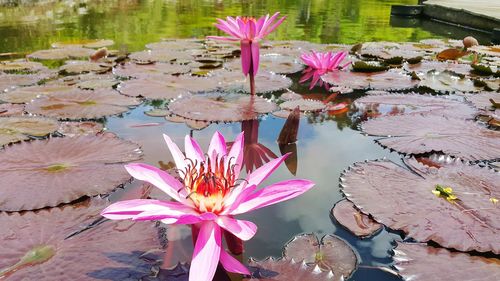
[422,4,500,32]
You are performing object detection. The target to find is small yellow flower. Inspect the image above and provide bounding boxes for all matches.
[432,185,458,202]
[490,197,498,204]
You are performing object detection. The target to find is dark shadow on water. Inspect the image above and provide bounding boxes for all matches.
[86,251,161,281]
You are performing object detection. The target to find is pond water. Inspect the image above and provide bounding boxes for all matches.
[0,1,494,281]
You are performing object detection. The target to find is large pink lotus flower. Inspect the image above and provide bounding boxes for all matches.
[101,132,314,281]
[208,12,286,95]
[300,51,351,89]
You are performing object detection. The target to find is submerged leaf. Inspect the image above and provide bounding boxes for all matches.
[332,199,382,238]
[341,158,500,253]
[0,135,142,211]
[361,114,500,161]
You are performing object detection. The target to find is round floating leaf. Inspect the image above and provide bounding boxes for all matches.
[26,89,141,120]
[393,243,500,281]
[280,99,326,112]
[212,70,292,93]
[59,61,112,75]
[164,114,210,130]
[0,60,47,73]
[0,135,142,211]
[146,39,204,51]
[118,75,217,99]
[469,45,500,57]
[341,158,500,253]
[245,258,334,281]
[332,199,382,238]
[283,233,358,279]
[261,40,327,57]
[404,61,472,75]
[272,110,306,119]
[359,42,425,60]
[361,115,500,161]
[113,63,191,78]
[0,199,163,280]
[168,92,278,122]
[0,84,75,104]
[354,94,477,119]
[58,121,104,137]
[0,116,59,146]
[464,92,500,121]
[0,73,54,92]
[77,77,119,90]
[323,70,417,90]
[144,109,169,117]
[351,61,389,72]
[129,50,194,64]
[225,54,304,74]
[0,103,24,117]
[280,91,303,101]
[52,39,115,49]
[418,71,482,93]
[27,47,95,60]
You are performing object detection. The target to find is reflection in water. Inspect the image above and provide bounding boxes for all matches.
[237,119,277,174]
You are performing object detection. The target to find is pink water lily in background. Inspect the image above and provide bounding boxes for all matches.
[300,51,351,89]
[208,12,286,95]
[101,132,314,281]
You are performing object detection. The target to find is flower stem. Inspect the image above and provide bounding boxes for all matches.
[224,230,244,255]
[249,41,256,96]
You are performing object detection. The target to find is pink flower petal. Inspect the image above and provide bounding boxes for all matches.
[262,15,286,38]
[251,41,260,76]
[230,179,315,215]
[184,135,205,164]
[216,216,257,241]
[208,131,227,159]
[240,40,252,76]
[190,221,222,281]
[163,134,187,172]
[220,250,251,275]
[225,132,244,179]
[259,12,280,38]
[246,153,289,187]
[124,163,187,203]
[101,199,191,220]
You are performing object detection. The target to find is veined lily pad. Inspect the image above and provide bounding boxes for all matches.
[393,243,500,281]
[280,91,303,101]
[168,92,278,122]
[0,60,47,73]
[26,89,141,120]
[0,84,75,104]
[418,71,482,93]
[0,103,24,117]
[245,258,335,280]
[0,73,54,92]
[164,114,210,130]
[118,75,218,100]
[212,70,292,93]
[322,70,417,90]
[280,99,326,112]
[225,54,304,74]
[0,199,164,280]
[0,135,142,211]
[341,158,500,253]
[404,61,472,76]
[113,63,191,78]
[464,92,500,122]
[0,116,59,146]
[361,114,500,160]
[27,47,95,60]
[57,121,104,137]
[283,233,357,279]
[129,49,194,64]
[332,199,382,238]
[59,61,112,75]
[354,94,477,119]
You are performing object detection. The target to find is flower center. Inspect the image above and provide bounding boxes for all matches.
[181,155,237,213]
[241,17,257,24]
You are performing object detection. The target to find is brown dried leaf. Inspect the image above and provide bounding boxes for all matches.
[436,48,468,61]
[393,243,500,281]
[362,115,500,160]
[341,158,500,253]
[332,199,382,238]
[0,135,142,211]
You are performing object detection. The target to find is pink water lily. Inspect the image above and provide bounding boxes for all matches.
[300,51,351,89]
[208,12,286,95]
[101,132,314,281]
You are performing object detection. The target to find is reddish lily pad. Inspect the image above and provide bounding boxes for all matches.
[113,63,191,78]
[26,89,141,120]
[164,114,210,130]
[129,50,194,64]
[212,70,292,93]
[322,70,417,91]
[283,233,358,279]
[354,94,477,119]
[464,92,500,121]
[280,91,303,101]
[57,121,104,137]
[393,243,500,281]
[0,84,75,104]
[145,39,204,51]
[361,114,500,160]
[332,199,382,238]
[404,61,472,76]
[418,71,482,93]
[0,116,59,146]
[0,103,24,116]
[0,60,47,73]
[280,99,326,112]
[0,135,142,211]
[341,158,500,253]
[245,258,334,281]
[272,110,306,119]
[59,61,112,75]
[27,47,95,60]
[168,92,278,122]
[225,54,304,74]
[0,73,53,92]
[0,199,163,280]
[118,75,217,99]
